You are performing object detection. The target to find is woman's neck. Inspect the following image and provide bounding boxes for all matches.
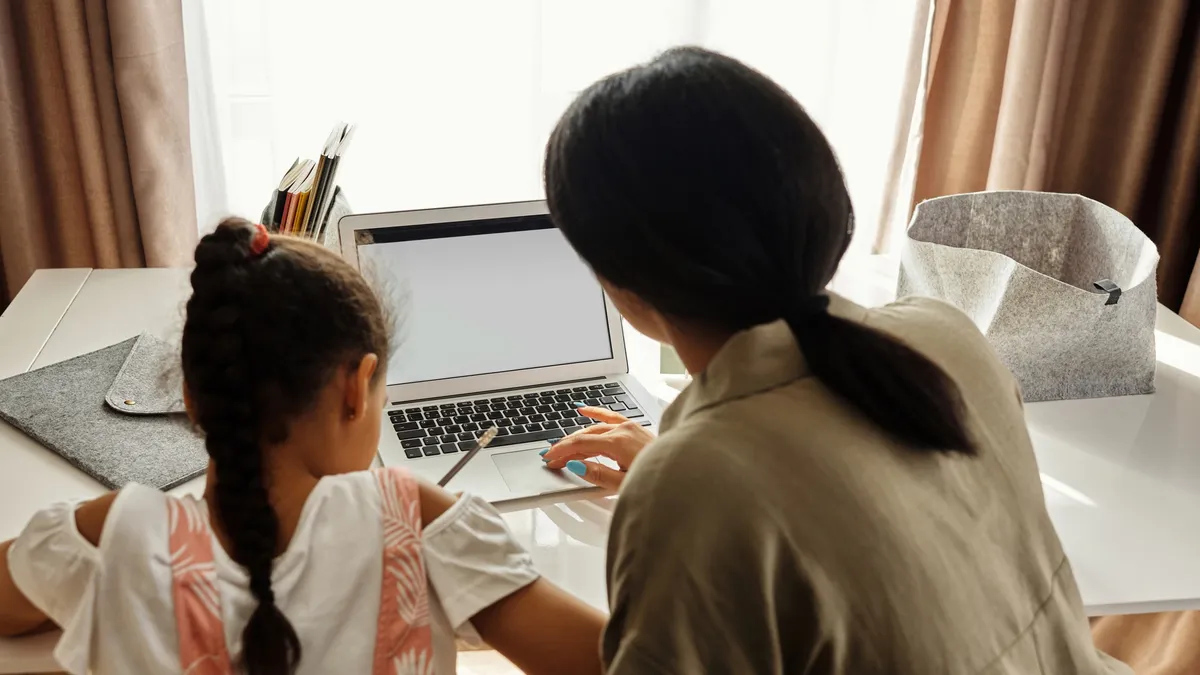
[668,325,734,375]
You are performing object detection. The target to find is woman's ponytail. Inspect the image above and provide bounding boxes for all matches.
[787,298,975,454]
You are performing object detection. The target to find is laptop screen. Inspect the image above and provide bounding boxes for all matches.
[356,214,613,386]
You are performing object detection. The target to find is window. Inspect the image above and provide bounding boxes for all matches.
[185,0,929,384]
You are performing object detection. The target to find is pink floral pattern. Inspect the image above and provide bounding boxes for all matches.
[372,467,434,675]
[166,468,434,674]
[168,496,233,675]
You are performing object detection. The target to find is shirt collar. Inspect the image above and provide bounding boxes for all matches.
[658,293,869,431]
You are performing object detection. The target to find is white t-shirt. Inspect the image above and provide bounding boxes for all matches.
[7,472,539,674]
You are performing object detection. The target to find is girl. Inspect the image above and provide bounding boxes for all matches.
[0,219,605,674]
[540,47,1129,674]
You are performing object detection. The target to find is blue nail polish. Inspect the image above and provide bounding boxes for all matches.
[538,448,549,456]
[572,401,585,408]
[566,460,587,477]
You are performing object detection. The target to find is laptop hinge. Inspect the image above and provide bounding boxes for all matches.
[392,375,615,406]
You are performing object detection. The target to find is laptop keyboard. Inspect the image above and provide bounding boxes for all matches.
[389,381,649,460]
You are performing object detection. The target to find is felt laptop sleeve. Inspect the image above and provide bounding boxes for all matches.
[0,334,207,490]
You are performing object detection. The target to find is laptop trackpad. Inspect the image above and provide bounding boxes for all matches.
[493,449,588,495]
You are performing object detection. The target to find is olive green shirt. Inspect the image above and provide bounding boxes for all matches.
[603,295,1129,674]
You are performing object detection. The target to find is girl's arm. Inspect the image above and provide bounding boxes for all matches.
[0,492,116,636]
[470,578,607,675]
[418,482,607,675]
[0,539,47,636]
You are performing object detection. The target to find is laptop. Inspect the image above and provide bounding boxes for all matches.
[339,200,663,505]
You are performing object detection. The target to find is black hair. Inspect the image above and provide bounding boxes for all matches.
[544,47,974,454]
[182,218,390,674]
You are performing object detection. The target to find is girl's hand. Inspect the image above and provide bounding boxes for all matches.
[541,407,655,490]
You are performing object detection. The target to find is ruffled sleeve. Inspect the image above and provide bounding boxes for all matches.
[6,492,124,675]
[421,494,539,641]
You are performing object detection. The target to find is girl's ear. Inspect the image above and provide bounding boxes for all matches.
[345,353,380,420]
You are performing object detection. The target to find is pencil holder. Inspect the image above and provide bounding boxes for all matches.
[260,186,351,253]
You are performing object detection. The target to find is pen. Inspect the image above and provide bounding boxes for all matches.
[437,426,499,488]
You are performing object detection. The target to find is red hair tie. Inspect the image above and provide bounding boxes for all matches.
[250,223,271,257]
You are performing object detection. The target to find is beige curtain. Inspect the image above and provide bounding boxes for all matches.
[0,0,198,308]
[909,0,1200,328]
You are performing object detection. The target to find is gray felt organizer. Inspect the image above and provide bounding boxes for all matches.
[0,334,207,489]
[898,191,1159,402]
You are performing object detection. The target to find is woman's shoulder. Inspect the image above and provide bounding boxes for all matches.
[868,295,982,339]
[866,295,1014,385]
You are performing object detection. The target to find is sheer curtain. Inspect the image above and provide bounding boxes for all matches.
[184,0,930,379]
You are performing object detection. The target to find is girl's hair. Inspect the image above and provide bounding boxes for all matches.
[544,47,974,455]
[182,218,390,674]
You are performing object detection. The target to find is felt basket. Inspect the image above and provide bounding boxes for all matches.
[897,191,1158,402]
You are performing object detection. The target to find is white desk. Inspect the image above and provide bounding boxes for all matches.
[3,262,1200,670]
[828,257,1200,616]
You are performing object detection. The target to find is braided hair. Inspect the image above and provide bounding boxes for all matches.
[182,218,390,674]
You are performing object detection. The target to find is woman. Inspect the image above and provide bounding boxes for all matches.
[540,47,1129,674]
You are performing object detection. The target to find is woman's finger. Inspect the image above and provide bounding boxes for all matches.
[564,459,623,491]
[542,447,602,469]
[574,405,627,424]
[566,422,618,437]
[541,434,618,468]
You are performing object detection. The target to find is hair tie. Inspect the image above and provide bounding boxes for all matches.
[788,294,830,319]
[249,223,271,257]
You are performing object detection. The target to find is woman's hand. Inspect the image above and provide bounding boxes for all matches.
[541,407,655,490]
